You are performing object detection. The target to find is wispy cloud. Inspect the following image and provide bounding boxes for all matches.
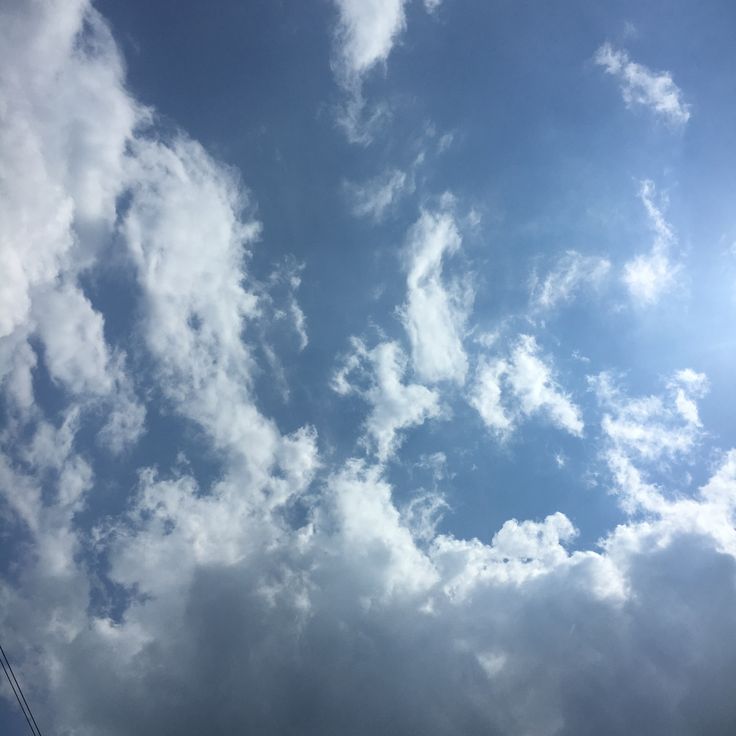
[530,250,611,312]
[623,180,681,305]
[330,0,440,143]
[595,43,691,125]
[346,167,414,221]
[400,204,472,384]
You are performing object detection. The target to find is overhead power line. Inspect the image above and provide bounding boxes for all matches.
[0,640,44,736]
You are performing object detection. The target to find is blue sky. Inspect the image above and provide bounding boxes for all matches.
[2,1,736,734]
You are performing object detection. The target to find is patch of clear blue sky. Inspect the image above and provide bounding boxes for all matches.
[85,0,736,550]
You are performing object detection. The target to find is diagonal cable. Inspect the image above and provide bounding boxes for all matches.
[0,641,43,736]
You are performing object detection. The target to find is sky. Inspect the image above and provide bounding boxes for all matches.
[1,0,736,733]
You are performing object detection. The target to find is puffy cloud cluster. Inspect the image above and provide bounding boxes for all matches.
[28,447,736,736]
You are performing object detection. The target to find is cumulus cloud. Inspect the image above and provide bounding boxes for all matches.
[400,206,472,384]
[0,0,139,339]
[25,448,736,736]
[0,0,145,448]
[530,250,611,312]
[470,335,584,438]
[594,43,691,125]
[123,134,316,491]
[622,180,681,305]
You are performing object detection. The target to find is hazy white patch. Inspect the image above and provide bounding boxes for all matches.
[336,90,391,145]
[414,451,448,482]
[473,330,498,349]
[437,131,454,152]
[401,490,449,543]
[623,180,680,305]
[347,167,413,220]
[530,250,610,312]
[264,258,309,351]
[595,43,690,125]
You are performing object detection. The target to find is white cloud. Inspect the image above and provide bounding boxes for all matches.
[623,180,681,305]
[347,167,413,221]
[401,206,472,384]
[592,370,705,464]
[592,370,708,514]
[530,250,610,312]
[507,336,584,435]
[0,0,145,445]
[331,0,408,143]
[0,330,37,410]
[0,2,139,341]
[469,357,513,434]
[332,339,441,460]
[332,0,408,82]
[470,335,584,437]
[263,258,310,352]
[123,136,285,480]
[330,0,438,143]
[34,285,114,396]
[594,43,691,125]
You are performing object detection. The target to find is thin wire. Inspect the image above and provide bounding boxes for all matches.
[0,642,42,736]
[0,654,37,736]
